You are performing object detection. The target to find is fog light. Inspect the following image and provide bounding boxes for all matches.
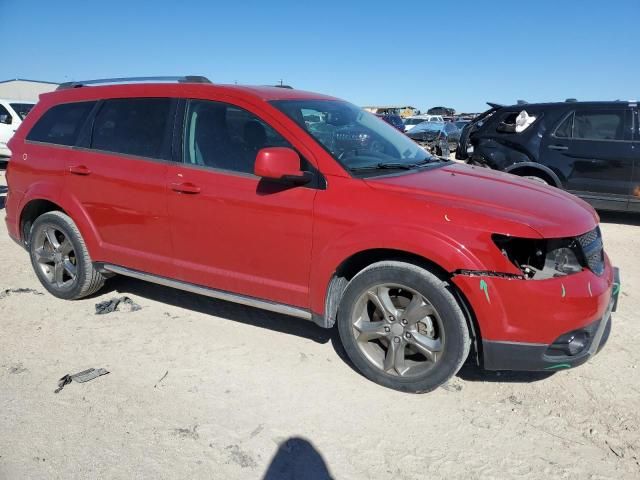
[551,331,588,356]
[565,332,588,355]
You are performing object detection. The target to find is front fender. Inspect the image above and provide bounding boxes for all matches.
[310,223,487,315]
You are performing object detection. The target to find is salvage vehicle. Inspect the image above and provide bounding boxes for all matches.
[406,121,460,155]
[456,100,640,212]
[0,99,35,158]
[403,115,444,132]
[376,113,405,132]
[5,77,620,393]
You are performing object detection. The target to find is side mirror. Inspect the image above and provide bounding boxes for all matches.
[254,147,312,185]
[0,114,12,125]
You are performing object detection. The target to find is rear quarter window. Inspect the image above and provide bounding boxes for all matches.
[26,101,96,146]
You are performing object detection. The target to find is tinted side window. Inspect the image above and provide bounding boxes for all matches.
[26,101,95,146]
[183,100,291,174]
[573,110,625,141]
[91,98,173,159]
[0,104,12,124]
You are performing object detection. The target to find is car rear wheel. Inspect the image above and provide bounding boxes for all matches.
[29,211,105,300]
[337,261,470,393]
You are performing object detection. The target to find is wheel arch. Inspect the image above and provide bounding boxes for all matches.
[20,199,67,246]
[313,247,482,361]
[18,187,102,257]
[505,162,562,187]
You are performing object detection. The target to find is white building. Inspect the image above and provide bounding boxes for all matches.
[0,79,59,101]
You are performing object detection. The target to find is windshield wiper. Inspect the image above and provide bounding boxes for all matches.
[349,159,434,172]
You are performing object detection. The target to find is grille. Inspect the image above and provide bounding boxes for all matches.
[577,227,604,276]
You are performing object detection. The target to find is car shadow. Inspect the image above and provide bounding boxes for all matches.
[263,436,333,480]
[598,211,640,226]
[100,275,334,344]
[98,275,556,386]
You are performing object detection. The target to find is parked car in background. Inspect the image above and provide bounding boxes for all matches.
[427,106,455,117]
[0,99,35,158]
[456,100,640,212]
[406,120,460,155]
[455,119,470,130]
[403,115,444,132]
[376,113,405,132]
[5,77,619,393]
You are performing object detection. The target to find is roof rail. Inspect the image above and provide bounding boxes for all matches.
[56,75,211,90]
[565,98,578,102]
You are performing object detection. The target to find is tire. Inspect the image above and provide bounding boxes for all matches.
[29,211,105,300]
[337,261,470,393]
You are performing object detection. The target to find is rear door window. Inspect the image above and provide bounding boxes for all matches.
[573,110,625,141]
[26,101,96,146]
[91,98,174,159]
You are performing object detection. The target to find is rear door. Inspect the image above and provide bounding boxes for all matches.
[66,97,177,276]
[541,106,634,211]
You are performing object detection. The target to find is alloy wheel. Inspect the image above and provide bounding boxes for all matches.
[32,225,78,289]
[351,284,445,377]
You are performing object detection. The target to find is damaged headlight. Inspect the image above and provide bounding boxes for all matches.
[493,234,584,280]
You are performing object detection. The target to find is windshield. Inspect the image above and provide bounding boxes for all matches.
[271,99,433,173]
[10,103,34,120]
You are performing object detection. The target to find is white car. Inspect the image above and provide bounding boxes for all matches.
[403,115,444,131]
[0,99,36,158]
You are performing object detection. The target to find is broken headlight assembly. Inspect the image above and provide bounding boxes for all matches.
[492,234,584,280]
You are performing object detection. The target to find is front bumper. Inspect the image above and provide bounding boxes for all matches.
[481,267,619,371]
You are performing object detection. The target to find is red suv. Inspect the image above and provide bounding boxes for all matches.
[5,76,620,393]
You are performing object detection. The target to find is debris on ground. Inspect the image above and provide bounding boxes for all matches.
[95,296,142,315]
[54,368,110,393]
[0,288,44,300]
[154,370,169,388]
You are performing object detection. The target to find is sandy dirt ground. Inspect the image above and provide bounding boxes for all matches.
[0,166,639,480]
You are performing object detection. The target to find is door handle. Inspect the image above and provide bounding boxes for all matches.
[548,145,568,151]
[170,182,201,194]
[69,165,92,175]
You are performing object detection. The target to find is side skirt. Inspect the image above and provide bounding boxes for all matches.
[101,264,313,321]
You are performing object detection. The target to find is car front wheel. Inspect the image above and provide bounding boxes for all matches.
[337,261,470,393]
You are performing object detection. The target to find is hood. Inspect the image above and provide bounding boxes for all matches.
[365,163,598,238]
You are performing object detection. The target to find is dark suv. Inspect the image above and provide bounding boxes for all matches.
[456,101,640,212]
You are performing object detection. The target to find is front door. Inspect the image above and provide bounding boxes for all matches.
[166,99,317,308]
[542,107,634,211]
[65,97,177,276]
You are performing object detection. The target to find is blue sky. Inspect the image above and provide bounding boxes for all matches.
[1,0,637,112]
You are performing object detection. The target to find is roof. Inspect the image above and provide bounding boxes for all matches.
[0,78,60,85]
[40,82,341,104]
[499,100,636,110]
